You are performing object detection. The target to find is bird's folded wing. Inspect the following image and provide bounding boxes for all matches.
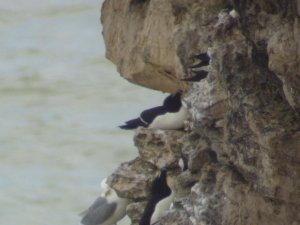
[140,106,167,124]
[81,197,117,225]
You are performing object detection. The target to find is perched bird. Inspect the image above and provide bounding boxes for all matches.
[181,70,208,82]
[189,53,210,68]
[150,193,174,225]
[119,91,188,130]
[181,52,210,82]
[139,170,171,225]
[80,178,129,225]
[150,174,176,225]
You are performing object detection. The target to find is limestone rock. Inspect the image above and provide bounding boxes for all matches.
[101,0,185,93]
[155,209,192,225]
[127,201,148,225]
[134,128,185,169]
[268,21,300,111]
[107,157,158,200]
[101,0,300,225]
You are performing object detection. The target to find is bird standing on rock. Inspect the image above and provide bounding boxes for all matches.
[139,170,171,225]
[149,159,188,225]
[181,52,210,82]
[149,171,178,225]
[119,91,188,130]
[80,178,129,225]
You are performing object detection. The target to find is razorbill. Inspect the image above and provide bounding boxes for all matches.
[119,91,188,130]
[150,174,176,225]
[80,178,129,225]
[139,170,171,225]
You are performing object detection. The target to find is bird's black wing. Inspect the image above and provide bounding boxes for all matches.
[81,197,117,225]
[119,106,168,130]
[181,70,208,82]
[140,106,167,125]
[119,118,147,129]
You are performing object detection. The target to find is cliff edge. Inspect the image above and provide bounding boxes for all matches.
[101,0,300,224]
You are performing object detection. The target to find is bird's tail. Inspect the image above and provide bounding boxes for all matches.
[119,118,146,129]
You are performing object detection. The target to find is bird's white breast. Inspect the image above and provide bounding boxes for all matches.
[148,106,188,130]
[150,192,174,225]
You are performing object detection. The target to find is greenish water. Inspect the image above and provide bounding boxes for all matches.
[0,1,165,224]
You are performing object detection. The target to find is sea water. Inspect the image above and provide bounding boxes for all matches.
[0,0,165,224]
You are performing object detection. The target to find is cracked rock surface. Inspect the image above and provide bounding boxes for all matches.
[101,0,300,224]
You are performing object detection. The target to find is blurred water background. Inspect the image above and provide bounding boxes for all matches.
[0,0,165,224]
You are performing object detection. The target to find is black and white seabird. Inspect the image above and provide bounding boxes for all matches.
[139,170,171,225]
[150,173,177,225]
[80,178,129,225]
[119,91,188,130]
[149,158,189,225]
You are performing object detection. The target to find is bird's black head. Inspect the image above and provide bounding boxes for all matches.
[162,91,182,112]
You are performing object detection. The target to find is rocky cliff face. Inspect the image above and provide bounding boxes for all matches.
[101,1,300,225]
